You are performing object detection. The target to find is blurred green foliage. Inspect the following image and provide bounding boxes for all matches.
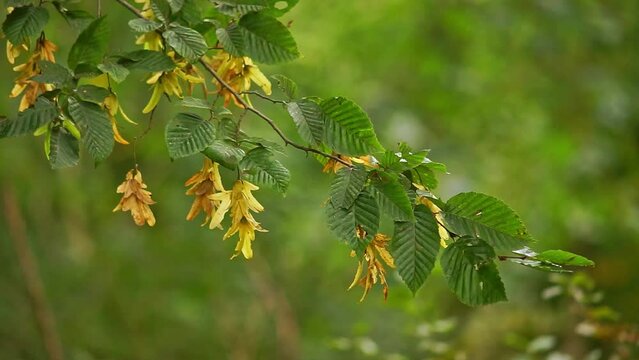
[1,0,638,359]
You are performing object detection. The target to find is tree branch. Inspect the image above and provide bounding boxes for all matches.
[2,186,64,360]
[112,0,353,168]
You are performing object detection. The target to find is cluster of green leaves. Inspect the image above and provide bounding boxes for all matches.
[0,0,594,307]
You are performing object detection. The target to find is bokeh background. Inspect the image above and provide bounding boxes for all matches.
[1,0,638,359]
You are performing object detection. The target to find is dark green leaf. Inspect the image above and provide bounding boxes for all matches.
[74,85,109,104]
[0,97,58,138]
[73,63,102,78]
[441,236,507,306]
[326,189,379,252]
[215,1,267,17]
[329,165,368,209]
[536,250,594,267]
[443,192,533,250]
[321,97,383,156]
[507,258,572,273]
[128,18,162,32]
[163,23,208,62]
[165,112,216,159]
[370,171,414,222]
[68,16,110,69]
[176,0,201,26]
[48,127,80,169]
[97,62,130,83]
[215,24,244,57]
[118,50,176,72]
[166,0,184,12]
[67,97,114,162]
[57,9,94,30]
[238,12,299,64]
[6,0,32,7]
[178,96,210,109]
[264,0,299,17]
[202,140,245,170]
[393,205,440,294]
[240,147,290,193]
[2,5,49,44]
[271,74,297,100]
[353,189,379,239]
[286,98,324,145]
[32,61,72,87]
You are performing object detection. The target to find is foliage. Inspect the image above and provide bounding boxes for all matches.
[0,0,594,309]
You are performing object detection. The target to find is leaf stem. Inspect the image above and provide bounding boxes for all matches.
[241,90,288,105]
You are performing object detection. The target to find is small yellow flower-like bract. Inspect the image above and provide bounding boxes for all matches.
[6,40,28,64]
[113,169,157,226]
[206,51,271,108]
[349,233,396,302]
[322,154,377,173]
[142,52,204,113]
[10,36,58,111]
[414,183,450,248]
[208,179,267,259]
[185,159,225,225]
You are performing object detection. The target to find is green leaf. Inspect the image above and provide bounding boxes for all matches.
[166,0,184,12]
[264,0,299,17]
[6,0,32,8]
[150,0,167,23]
[2,5,49,44]
[392,205,440,294]
[215,24,244,56]
[535,250,594,267]
[216,0,299,17]
[48,127,80,169]
[163,23,208,62]
[286,99,324,145]
[67,97,114,163]
[507,258,572,273]
[165,112,216,159]
[202,140,245,170]
[443,192,533,250]
[321,97,383,156]
[73,63,102,78]
[74,85,110,104]
[178,96,211,109]
[370,171,414,222]
[97,62,130,83]
[68,16,110,69]
[175,0,201,26]
[240,147,290,193]
[118,50,176,72]
[271,74,297,100]
[128,18,162,32]
[353,189,379,239]
[441,236,507,306]
[54,7,94,30]
[31,61,72,87]
[215,1,267,18]
[329,165,368,209]
[326,189,379,252]
[238,12,299,64]
[0,97,58,138]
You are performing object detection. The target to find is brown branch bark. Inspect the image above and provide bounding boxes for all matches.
[2,186,64,360]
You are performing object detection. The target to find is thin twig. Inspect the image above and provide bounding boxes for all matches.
[242,90,288,105]
[2,186,64,360]
[114,0,141,16]
[112,0,353,167]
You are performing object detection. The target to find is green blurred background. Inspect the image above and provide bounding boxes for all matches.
[1,0,638,359]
